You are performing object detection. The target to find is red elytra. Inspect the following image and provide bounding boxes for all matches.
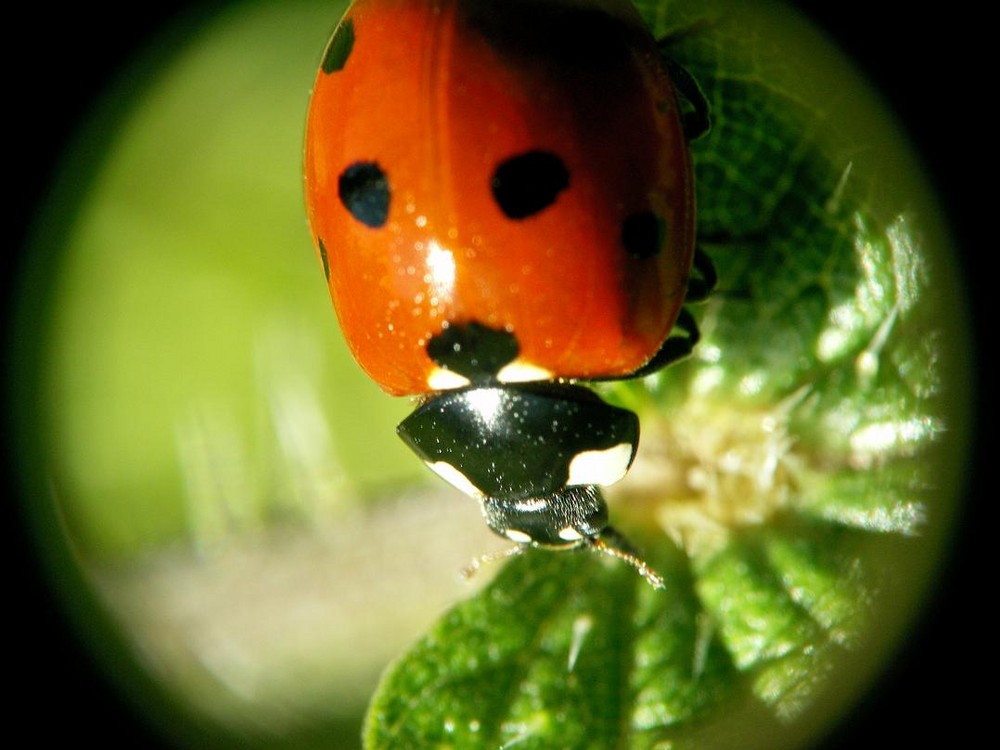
[304,0,695,397]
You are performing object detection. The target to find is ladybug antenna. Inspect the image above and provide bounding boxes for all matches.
[588,528,666,590]
[459,530,665,591]
[460,544,524,581]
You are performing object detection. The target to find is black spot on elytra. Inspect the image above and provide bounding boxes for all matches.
[427,321,520,382]
[318,238,330,280]
[621,211,667,259]
[492,151,569,220]
[321,18,354,74]
[338,161,390,228]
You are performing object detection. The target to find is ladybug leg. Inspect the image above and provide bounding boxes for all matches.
[683,245,717,302]
[626,248,715,377]
[630,308,701,377]
[657,50,710,141]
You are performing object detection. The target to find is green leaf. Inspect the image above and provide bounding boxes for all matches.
[366,549,731,750]
[365,1,968,748]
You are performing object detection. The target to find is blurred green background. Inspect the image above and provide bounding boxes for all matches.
[6,0,984,748]
[41,0,413,559]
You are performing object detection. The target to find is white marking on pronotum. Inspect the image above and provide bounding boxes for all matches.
[497,360,553,383]
[567,443,634,486]
[426,367,470,391]
[426,461,482,498]
[567,615,594,672]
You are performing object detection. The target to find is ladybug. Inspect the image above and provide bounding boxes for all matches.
[304,0,712,587]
